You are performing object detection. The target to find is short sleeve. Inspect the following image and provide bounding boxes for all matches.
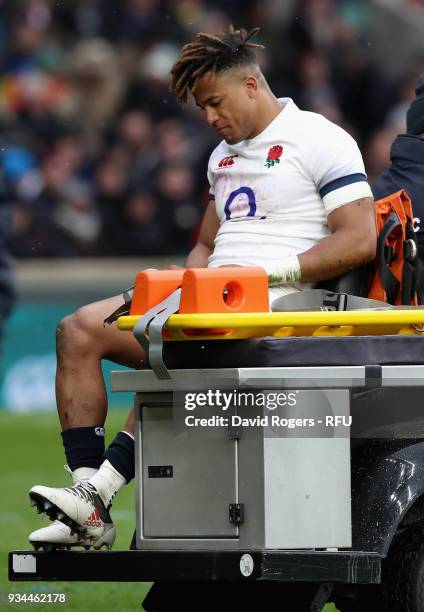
[307,121,373,215]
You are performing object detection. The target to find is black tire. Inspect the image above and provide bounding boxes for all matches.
[380,526,424,612]
[333,527,424,612]
[334,527,424,611]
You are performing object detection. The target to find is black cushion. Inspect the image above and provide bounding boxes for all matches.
[160,335,424,369]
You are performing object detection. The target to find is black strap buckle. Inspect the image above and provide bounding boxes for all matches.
[404,238,417,261]
[322,292,348,311]
[103,287,134,326]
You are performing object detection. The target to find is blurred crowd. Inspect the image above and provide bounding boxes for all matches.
[1,0,424,258]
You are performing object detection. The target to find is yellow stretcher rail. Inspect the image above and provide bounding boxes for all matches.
[118,310,424,339]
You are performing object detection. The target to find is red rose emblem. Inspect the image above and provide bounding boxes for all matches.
[268,145,283,159]
[265,144,283,167]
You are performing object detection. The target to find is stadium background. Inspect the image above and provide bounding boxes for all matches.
[1,0,424,609]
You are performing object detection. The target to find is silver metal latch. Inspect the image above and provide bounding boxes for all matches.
[229,503,244,524]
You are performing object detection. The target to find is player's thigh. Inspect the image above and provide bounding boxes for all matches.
[72,293,146,369]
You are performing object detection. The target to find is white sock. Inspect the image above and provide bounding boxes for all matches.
[87,459,126,508]
[72,467,97,483]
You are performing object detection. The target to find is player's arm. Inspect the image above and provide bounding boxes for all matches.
[268,124,376,286]
[297,196,376,283]
[184,200,220,267]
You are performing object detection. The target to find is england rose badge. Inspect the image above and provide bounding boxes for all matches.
[265,144,283,168]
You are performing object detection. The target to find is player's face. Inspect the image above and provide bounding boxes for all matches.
[194,70,257,144]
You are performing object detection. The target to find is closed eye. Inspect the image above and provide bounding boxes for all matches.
[196,98,221,110]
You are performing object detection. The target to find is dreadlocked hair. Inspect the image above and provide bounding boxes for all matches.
[170,25,264,104]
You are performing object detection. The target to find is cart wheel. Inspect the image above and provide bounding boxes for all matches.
[380,525,424,612]
[333,528,424,611]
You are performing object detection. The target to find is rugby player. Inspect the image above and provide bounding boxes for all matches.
[28,26,376,550]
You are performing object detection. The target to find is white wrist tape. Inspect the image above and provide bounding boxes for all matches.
[267,255,301,286]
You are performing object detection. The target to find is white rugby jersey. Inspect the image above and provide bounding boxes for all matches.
[207,98,372,296]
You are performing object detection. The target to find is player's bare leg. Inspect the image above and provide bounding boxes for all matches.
[55,294,144,430]
[29,294,142,549]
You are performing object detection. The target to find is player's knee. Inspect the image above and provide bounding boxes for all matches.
[56,307,95,357]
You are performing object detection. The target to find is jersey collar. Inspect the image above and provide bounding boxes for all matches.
[234,98,298,148]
